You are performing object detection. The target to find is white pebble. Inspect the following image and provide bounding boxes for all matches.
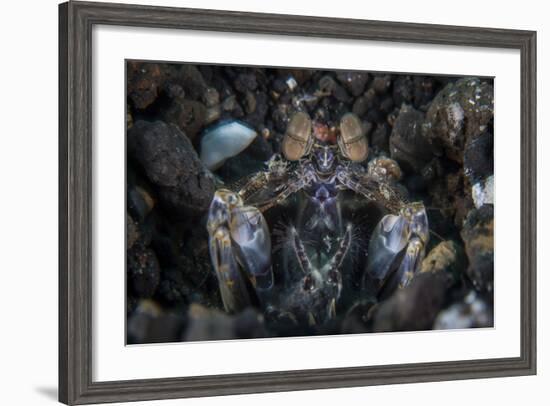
[472,175,494,209]
[200,121,257,170]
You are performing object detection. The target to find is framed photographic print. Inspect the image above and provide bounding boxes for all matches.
[59,1,537,404]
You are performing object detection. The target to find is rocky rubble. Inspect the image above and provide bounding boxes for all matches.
[128,120,215,213]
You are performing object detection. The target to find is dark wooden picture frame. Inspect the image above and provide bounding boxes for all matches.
[59,1,536,404]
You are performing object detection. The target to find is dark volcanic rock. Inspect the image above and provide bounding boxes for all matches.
[157,268,192,304]
[245,130,274,160]
[425,77,493,163]
[205,105,221,125]
[179,65,208,101]
[244,91,269,129]
[127,185,156,222]
[413,76,436,108]
[341,298,376,334]
[183,304,267,341]
[127,104,133,129]
[127,300,186,344]
[370,123,390,154]
[271,102,296,133]
[163,99,207,140]
[421,157,444,184]
[127,213,140,250]
[464,131,494,184]
[127,242,161,298]
[336,71,369,97]
[372,271,452,332]
[352,95,369,117]
[371,74,392,95]
[379,95,395,115]
[221,95,244,118]
[279,68,314,86]
[318,75,351,103]
[392,75,414,107]
[128,120,215,213]
[150,223,181,268]
[127,62,166,110]
[428,169,474,228]
[461,205,494,292]
[234,73,258,93]
[203,87,220,107]
[389,104,433,173]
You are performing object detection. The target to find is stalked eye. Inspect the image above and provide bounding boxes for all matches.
[282,111,313,161]
[338,113,368,162]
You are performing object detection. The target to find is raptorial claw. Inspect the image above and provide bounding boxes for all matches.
[209,226,254,313]
[207,189,273,313]
[366,202,428,291]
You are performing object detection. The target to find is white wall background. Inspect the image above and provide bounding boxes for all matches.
[0,0,546,405]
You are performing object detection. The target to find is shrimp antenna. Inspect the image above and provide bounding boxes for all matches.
[428,229,445,242]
